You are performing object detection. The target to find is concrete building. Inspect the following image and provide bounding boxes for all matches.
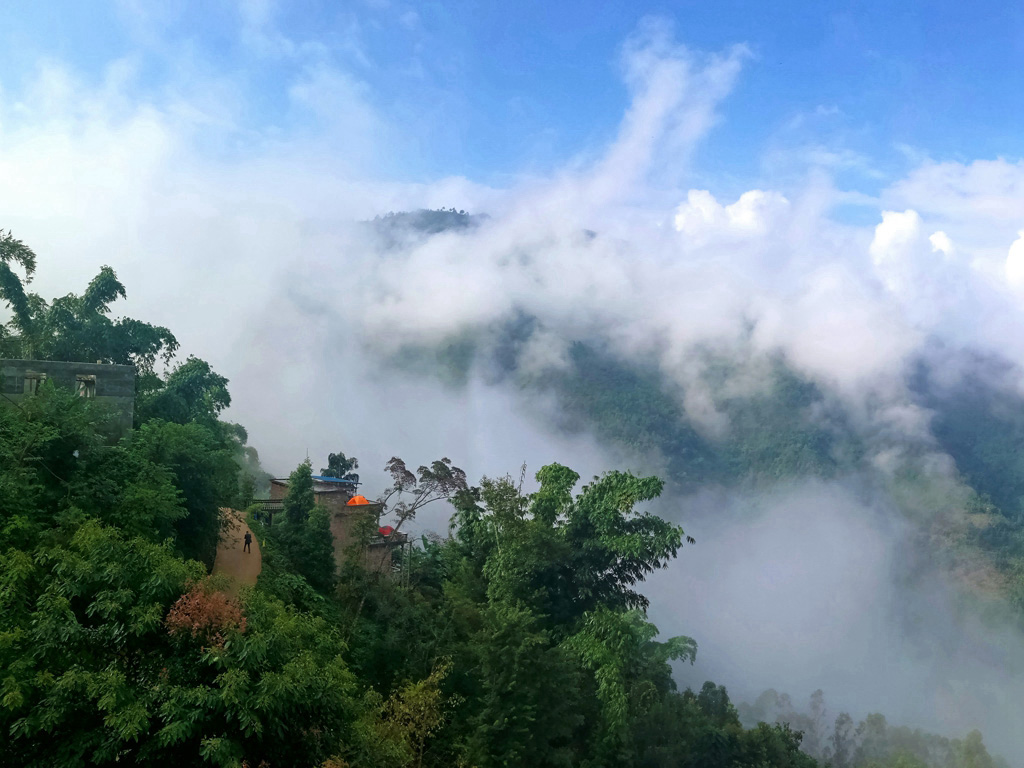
[0,359,135,438]
[260,474,409,575]
[268,474,358,510]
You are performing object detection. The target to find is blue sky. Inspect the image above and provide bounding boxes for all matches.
[2,0,1023,194]
[4,0,1024,395]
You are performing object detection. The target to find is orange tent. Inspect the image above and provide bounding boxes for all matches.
[347,495,371,506]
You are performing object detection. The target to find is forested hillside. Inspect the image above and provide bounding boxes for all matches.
[0,233,817,766]
[375,211,1024,623]
[1,231,1010,767]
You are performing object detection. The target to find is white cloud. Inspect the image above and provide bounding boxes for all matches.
[1006,231,1024,290]
[884,158,1024,261]
[930,230,954,257]
[7,24,1024,460]
[580,18,749,208]
[10,19,1024,757]
[674,189,790,242]
[870,210,922,272]
[751,262,917,396]
[286,63,383,163]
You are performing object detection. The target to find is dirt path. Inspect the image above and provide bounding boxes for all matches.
[212,508,262,591]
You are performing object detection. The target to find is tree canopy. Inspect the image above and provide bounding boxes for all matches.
[0,230,1006,768]
[322,451,360,483]
[0,259,177,370]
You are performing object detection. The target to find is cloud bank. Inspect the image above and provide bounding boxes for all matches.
[5,12,1024,760]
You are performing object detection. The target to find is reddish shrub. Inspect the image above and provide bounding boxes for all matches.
[165,582,247,648]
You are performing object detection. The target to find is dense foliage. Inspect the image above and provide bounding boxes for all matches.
[738,689,1007,768]
[0,371,824,766]
[402,300,1024,625]
[0,234,1007,766]
[368,209,487,251]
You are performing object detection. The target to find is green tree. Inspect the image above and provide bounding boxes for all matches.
[563,608,697,759]
[0,521,205,767]
[0,228,37,339]
[0,518,364,767]
[353,660,455,768]
[462,600,585,768]
[432,465,704,766]
[950,730,996,768]
[136,356,230,426]
[156,589,360,767]
[269,460,337,593]
[129,419,238,567]
[0,383,105,550]
[283,459,315,525]
[2,262,178,369]
[825,712,855,768]
[458,465,693,628]
[322,450,360,483]
[380,456,468,534]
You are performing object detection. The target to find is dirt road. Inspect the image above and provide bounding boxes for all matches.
[212,508,262,591]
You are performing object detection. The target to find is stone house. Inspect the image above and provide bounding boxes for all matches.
[0,359,135,438]
[260,474,410,575]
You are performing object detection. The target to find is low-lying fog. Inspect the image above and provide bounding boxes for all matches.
[649,481,1024,763]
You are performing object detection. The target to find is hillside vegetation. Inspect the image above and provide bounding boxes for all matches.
[0,230,1008,767]
[377,212,1024,624]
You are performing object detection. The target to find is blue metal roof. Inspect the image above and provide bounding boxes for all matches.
[311,475,357,485]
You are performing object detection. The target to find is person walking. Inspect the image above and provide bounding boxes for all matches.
[243,530,252,553]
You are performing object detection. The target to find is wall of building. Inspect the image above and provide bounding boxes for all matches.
[330,507,369,560]
[329,502,406,575]
[364,537,408,574]
[269,480,288,500]
[263,481,402,575]
[315,490,352,515]
[0,359,135,438]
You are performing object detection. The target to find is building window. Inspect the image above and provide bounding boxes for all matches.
[77,375,97,399]
[23,372,46,395]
